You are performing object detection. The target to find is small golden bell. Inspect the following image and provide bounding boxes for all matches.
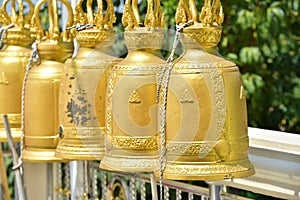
[55,0,120,160]
[100,0,165,172]
[22,0,74,162]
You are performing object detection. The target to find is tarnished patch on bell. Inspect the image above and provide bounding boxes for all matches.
[55,0,120,160]
[99,0,165,172]
[156,0,255,180]
[0,0,34,141]
[22,0,74,162]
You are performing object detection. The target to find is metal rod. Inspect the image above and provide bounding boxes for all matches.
[2,115,26,200]
[84,160,93,199]
[47,163,53,200]
[209,183,221,200]
[150,174,158,200]
[101,170,107,200]
[0,142,10,200]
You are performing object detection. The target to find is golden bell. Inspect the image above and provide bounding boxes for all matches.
[22,0,74,162]
[55,0,119,160]
[157,0,255,180]
[0,0,34,141]
[99,0,165,172]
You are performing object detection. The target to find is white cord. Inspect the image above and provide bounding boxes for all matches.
[156,20,194,200]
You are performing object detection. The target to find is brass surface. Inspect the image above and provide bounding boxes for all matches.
[23,60,67,162]
[100,28,165,172]
[100,0,165,171]
[0,0,34,141]
[155,0,254,180]
[22,0,73,162]
[56,47,119,160]
[55,0,119,160]
[0,0,34,46]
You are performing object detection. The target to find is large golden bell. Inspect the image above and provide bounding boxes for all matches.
[0,0,34,141]
[157,0,255,180]
[22,0,74,162]
[55,0,119,160]
[100,0,165,171]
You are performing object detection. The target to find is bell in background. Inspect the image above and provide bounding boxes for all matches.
[22,0,74,162]
[55,0,119,160]
[157,0,255,180]
[100,0,165,172]
[0,0,34,141]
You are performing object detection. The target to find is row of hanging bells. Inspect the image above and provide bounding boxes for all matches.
[0,0,255,180]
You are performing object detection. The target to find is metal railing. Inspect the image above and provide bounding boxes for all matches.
[4,127,300,200]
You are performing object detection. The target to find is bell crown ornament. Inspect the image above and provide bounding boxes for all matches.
[30,0,74,62]
[121,0,164,30]
[73,0,116,48]
[175,0,223,48]
[0,0,34,46]
[121,0,165,50]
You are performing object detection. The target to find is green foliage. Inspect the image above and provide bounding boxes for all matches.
[219,0,300,133]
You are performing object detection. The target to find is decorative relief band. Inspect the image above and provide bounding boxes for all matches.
[183,29,223,46]
[101,156,159,169]
[0,114,21,125]
[163,160,254,176]
[56,143,105,153]
[111,136,158,150]
[174,62,237,72]
[166,142,216,156]
[166,138,249,156]
[70,59,116,67]
[63,127,105,138]
[110,64,164,72]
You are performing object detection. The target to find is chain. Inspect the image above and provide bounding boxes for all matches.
[0,23,15,48]
[130,173,137,200]
[176,189,182,200]
[141,180,146,200]
[156,20,194,200]
[92,168,98,199]
[64,163,71,199]
[188,192,194,200]
[164,186,169,200]
[55,163,63,200]
[101,170,107,200]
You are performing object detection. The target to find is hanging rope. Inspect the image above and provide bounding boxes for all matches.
[20,40,42,167]
[156,20,193,200]
[66,23,95,31]
[0,23,15,49]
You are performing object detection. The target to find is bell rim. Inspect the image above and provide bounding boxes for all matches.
[100,155,159,172]
[156,159,255,180]
[22,149,67,163]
